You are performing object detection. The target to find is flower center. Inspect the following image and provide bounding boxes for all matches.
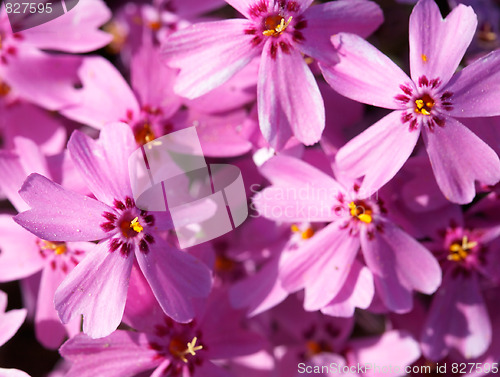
[40,240,67,255]
[291,224,315,239]
[263,15,292,36]
[448,236,477,262]
[414,93,435,116]
[169,336,203,363]
[134,122,156,146]
[348,201,372,224]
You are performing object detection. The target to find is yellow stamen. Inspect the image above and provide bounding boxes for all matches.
[414,94,434,116]
[448,236,477,262]
[171,337,204,363]
[421,54,428,62]
[349,202,372,224]
[263,16,292,37]
[291,224,300,233]
[41,241,67,255]
[130,217,144,233]
[301,227,315,239]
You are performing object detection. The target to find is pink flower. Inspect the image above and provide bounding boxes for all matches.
[161,0,383,148]
[59,277,265,377]
[253,155,441,314]
[13,123,212,338]
[421,217,500,360]
[322,0,500,204]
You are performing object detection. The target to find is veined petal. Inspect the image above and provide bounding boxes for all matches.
[301,0,383,64]
[446,50,500,118]
[20,0,112,53]
[61,57,140,129]
[161,19,261,98]
[68,124,136,204]
[135,238,212,323]
[323,33,412,109]
[422,117,500,204]
[409,0,476,86]
[14,174,113,242]
[336,111,420,197]
[60,331,160,377]
[258,40,324,147]
[54,240,133,339]
[421,271,491,361]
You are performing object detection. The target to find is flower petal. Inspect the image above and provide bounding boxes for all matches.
[0,215,44,282]
[60,331,159,377]
[20,0,112,53]
[54,240,133,338]
[131,43,182,119]
[321,261,374,317]
[445,50,500,118]
[68,123,136,204]
[2,48,82,111]
[421,271,491,361]
[14,174,113,242]
[253,155,342,222]
[422,117,500,204]
[322,33,412,109]
[335,111,421,197]
[409,0,476,86]
[360,220,441,313]
[301,0,383,64]
[161,19,261,98]
[35,264,69,349]
[61,57,140,129]
[135,238,212,323]
[258,40,324,147]
[350,330,421,376]
[0,292,27,347]
[280,222,359,309]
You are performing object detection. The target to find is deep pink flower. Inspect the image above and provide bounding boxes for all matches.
[253,155,441,314]
[13,123,212,338]
[322,0,500,204]
[161,0,382,148]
